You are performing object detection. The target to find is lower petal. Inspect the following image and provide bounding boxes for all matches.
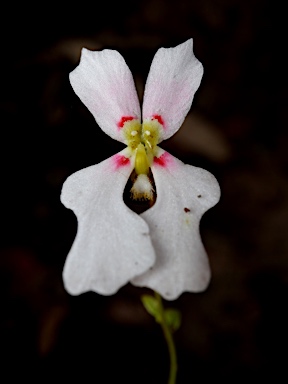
[131,151,220,300]
[61,150,156,296]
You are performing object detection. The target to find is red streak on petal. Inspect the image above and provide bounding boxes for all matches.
[153,152,171,167]
[114,154,130,169]
[152,114,164,127]
[154,155,166,167]
[117,116,135,129]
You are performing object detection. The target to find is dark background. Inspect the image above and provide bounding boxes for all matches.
[1,1,287,382]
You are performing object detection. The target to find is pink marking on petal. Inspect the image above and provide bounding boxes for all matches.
[117,116,135,129]
[153,152,173,168]
[154,155,165,167]
[152,114,165,127]
[113,154,130,169]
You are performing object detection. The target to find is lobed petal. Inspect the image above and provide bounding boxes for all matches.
[142,39,203,142]
[132,151,220,300]
[61,150,155,296]
[70,48,141,143]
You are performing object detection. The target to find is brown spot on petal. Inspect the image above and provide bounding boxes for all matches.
[184,207,191,213]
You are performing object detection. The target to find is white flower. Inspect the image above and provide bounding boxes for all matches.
[61,39,220,300]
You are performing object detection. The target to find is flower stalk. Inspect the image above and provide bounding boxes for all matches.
[154,291,178,384]
[141,292,181,384]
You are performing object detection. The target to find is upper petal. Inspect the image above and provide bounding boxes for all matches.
[132,151,220,300]
[70,48,141,143]
[142,39,203,142]
[61,150,155,296]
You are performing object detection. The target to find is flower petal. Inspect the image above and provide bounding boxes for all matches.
[132,151,220,300]
[142,39,203,142]
[70,48,141,142]
[61,150,156,295]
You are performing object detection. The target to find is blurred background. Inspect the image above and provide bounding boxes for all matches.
[1,0,287,382]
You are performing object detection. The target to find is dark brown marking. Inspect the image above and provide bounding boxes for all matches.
[184,207,190,213]
[123,168,157,214]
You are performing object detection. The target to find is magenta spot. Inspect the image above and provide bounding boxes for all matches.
[113,154,130,169]
[154,155,165,167]
[153,152,172,168]
[117,116,135,129]
[152,114,164,127]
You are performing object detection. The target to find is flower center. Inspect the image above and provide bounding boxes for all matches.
[123,118,161,168]
[122,118,162,201]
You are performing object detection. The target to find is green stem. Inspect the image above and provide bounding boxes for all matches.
[154,292,178,384]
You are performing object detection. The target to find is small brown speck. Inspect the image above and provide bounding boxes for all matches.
[197,195,202,198]
[184,207,190,212]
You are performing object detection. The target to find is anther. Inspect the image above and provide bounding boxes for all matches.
[145,130,151,136]
[131,131,138,136]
